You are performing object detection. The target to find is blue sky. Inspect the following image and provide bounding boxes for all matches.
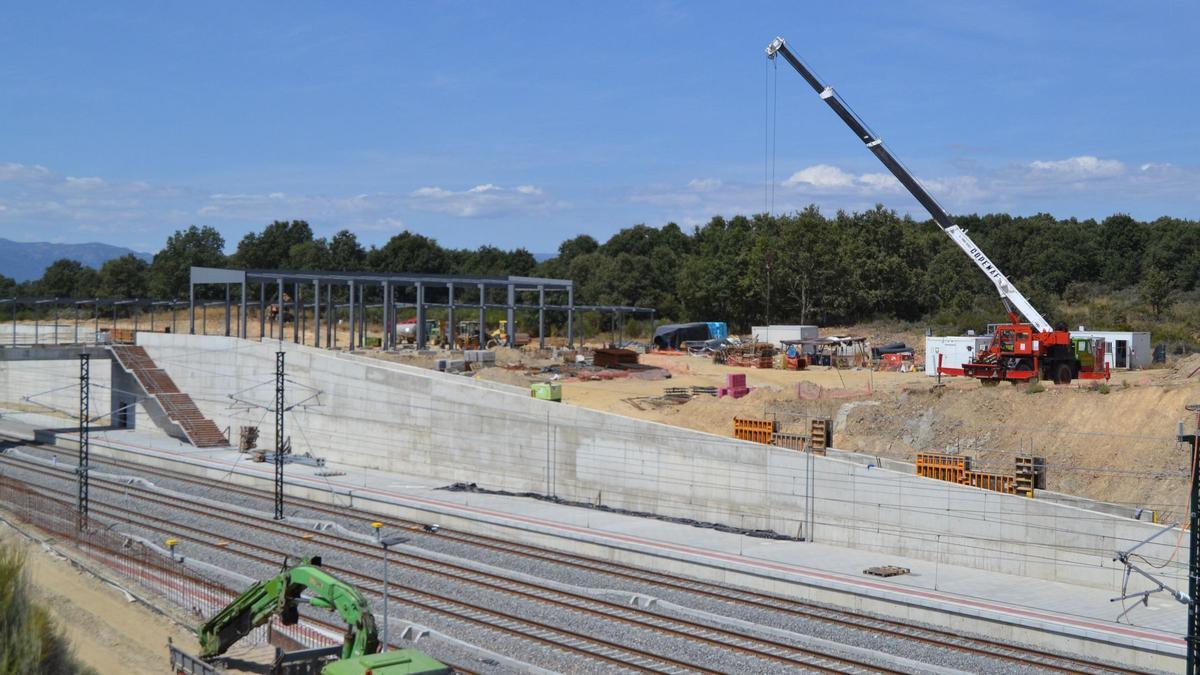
[1,2,1196,254]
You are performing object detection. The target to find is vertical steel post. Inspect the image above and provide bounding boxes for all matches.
[382,543,390,647]
[171,301,177,335]
[314,281,321,348]
[224,283,231,336]
[293,282,300,344]
[276,278,284,342]
[189,282,195,334]
[94,301,100,343]
[327,284,334,348]
[53,301,59,345]
[78,353,90,531]
[538,285,545,350]
[477,283,486,349]
[447,283,455,349]
[240,281,248,338]
[348,280,356,351]
[74,303,80,344]
[1189,405,1200,674]
[382,281,390,350]
[415,283,426,349]
[275,351,285,520]
[567,286,574,348]
[259,283,266,339]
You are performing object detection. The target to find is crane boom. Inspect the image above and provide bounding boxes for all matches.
[766,37,1053,333]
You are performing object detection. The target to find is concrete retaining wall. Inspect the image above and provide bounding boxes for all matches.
[137,333,1186,594]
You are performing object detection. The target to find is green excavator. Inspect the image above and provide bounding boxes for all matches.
[171,556,450,675]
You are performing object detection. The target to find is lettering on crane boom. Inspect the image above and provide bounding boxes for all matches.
[968,247,1003,281]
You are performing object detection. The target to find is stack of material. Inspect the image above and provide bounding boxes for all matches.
[238,426,259,452]
[593,348,639,368]
[718,373,751,398]
[463,350,496,366]
[720,342,776,368]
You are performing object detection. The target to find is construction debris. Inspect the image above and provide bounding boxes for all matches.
[864,565,910,578]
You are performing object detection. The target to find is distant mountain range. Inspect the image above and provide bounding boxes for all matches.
[0,238,152,282]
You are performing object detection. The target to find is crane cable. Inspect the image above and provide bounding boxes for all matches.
[764,56,779,216]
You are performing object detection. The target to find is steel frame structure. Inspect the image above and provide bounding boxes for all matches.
[187,266,656,350]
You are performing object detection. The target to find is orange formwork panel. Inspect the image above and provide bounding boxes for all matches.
[915,452,968,484]
[733,417,777,445]
[962,470,1016,494]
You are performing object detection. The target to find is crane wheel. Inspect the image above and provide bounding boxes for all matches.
[1054,363,1072,385]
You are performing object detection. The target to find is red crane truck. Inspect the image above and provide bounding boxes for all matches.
[767,37,1109,385]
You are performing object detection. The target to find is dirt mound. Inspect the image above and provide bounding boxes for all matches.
[1168,353,1200,381]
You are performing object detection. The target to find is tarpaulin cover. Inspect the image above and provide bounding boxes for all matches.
[653,322,713,350]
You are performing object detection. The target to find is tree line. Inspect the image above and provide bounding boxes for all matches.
[1,208,1196,340]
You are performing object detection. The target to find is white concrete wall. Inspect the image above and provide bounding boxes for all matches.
[138,333,1186,594]
[0,358,113,423]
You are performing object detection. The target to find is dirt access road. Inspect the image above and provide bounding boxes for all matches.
[0,517,199,674]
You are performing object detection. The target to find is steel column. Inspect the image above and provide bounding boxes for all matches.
[274,351,285,520]
[477,283,486,349]
[224,284,231,336]
[276,278,284,341]
[447,283,455,349]
[538,285,545,349]
[506,284,515,348]
[314,281,321,348]
[348,280,356,351]
[382,281,391,350]
[78,353,90,531]
[567,286,574,348]
[259,283,266,339]
[240,281,248,338]
[293,282,300,344]
[415,283,426,349]
[189,282,195,334]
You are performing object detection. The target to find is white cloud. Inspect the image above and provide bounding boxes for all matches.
[1028,155,1124,179]
[0,163,50,182]
[408,183,562,218]
[856,172,902,192]
[687,178,722,192]
[783,164,855,189]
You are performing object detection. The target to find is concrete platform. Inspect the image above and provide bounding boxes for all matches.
[0,409,1184,672]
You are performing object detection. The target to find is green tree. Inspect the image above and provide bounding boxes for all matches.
[97,254,149,298]
[148,226,227,299]
[37,259,98,298]
[232,220,314,269]
[367,232,450,273]
[1139,267,1175,318]
[328,230,366,270]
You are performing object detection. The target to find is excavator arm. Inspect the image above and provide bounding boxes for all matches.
[766,37,1054,333]
[198,556,380,661]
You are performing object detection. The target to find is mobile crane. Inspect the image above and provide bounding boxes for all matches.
[170,556,450,675]
[766,37,1108,385]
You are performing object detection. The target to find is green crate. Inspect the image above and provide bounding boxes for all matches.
[530,382,562,401]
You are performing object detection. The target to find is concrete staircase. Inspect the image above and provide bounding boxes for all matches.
[110,346,229,448]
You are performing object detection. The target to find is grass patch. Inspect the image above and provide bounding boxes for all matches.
[0,540,98,675]
[1025,382,1045,394]
[1090,382,1111,394]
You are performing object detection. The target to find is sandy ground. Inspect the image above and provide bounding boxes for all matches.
[0,517,200,674]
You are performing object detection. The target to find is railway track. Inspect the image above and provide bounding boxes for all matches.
[1,452,906,674]
[0,438,1152,674]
